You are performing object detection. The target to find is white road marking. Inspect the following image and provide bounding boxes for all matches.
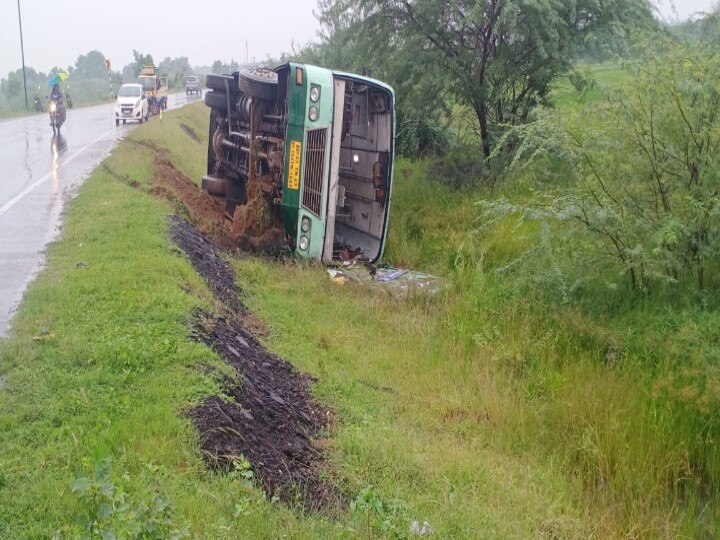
[0,127,116,219]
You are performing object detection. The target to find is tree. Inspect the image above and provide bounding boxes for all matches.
[211,60,240,74]
[130,50,154,78]
[73,50,107,80]
[319,0,657,158]
[158,56,192,88]
[121,64,136,83]
[311,0,451,157]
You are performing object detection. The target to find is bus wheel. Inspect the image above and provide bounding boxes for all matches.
[239,68,278,101]
[204,91,229,111]
[206,73,235,92]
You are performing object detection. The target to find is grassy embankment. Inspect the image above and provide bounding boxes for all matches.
[0,104,336,538]
[1,63,718,538]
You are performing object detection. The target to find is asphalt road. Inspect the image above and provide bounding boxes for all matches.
[0,92,202,336]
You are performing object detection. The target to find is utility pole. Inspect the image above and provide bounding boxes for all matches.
[16,0,28,109]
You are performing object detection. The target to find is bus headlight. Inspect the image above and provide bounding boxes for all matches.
[308,106,318,121]
[310,86,320,102]
[301,216,311,232]
[299,235,309,251]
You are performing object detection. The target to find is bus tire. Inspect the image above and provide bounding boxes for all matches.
[239,68,278,101]
[205,74,235,92]
[204,91,229,111]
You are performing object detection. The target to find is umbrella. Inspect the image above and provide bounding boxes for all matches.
[48,72,68,88]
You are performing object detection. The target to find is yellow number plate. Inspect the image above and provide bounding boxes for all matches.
[288,140,301,190]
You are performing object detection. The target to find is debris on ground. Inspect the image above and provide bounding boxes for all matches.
[169,217,339,512]
[179,122,200,142]
[327,265,442,295]
[153,151,234,247]
[410,520,434,536]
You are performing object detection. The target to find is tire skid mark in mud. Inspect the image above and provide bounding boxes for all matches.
[170,217,341,512]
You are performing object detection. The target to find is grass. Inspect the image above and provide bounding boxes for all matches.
[233,257,592,537]
[0,69,718,538]
[551,62,634,109]
[0,104,337,538]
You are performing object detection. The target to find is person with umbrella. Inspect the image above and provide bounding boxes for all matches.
[50,83,63,105]
[48,72,68,132]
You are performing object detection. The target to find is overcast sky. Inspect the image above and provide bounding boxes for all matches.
[657,0,719,20]
[0,0,717,78]
[0,0,320,77]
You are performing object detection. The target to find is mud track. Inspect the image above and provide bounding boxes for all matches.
[169,217,339,513]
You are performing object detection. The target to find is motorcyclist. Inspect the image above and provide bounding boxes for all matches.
[50,83,63,105]
[48,83,66,127]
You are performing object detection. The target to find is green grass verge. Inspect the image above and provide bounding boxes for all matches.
[0,104,337,538]
[239,163,719,537]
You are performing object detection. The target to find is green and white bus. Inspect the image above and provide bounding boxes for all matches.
[202,63,395,264]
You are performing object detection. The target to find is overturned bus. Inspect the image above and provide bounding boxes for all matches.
[201,64,395,264]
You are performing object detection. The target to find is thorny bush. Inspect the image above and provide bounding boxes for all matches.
[482,42,720,295]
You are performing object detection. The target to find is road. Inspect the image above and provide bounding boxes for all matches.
[0,92,202,336]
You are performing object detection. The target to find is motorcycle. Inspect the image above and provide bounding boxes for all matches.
[48,98,66,135]
[33,96,43,113]
[65,91,73,109]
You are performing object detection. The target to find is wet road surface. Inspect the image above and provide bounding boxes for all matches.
[0,92,202,336]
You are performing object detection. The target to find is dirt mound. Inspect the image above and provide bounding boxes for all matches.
[230,179,286,256]
[169,217,339,512]
[231,181,269,238]
[153,152,236,248]
[151,150,285,256]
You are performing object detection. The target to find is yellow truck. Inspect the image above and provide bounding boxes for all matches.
[137,65,168,115]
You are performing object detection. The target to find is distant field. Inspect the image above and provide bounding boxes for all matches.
[551,62,632,108]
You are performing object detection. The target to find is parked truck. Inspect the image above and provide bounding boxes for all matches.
[137,65,168,115]
[201,64,395,264]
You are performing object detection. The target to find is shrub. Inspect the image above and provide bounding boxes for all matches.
[482,42,720,295]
